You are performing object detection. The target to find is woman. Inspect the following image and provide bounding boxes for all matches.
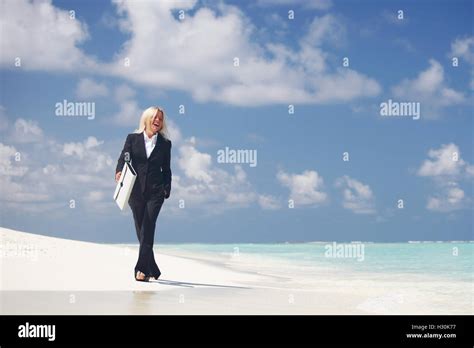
[115,106,172,282]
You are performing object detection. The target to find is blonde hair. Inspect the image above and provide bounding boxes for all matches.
[134,106,169,139]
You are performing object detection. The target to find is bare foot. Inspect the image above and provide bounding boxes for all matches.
[135,271,146,281]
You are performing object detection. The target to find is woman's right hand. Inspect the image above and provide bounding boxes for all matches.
[115,171,122,183]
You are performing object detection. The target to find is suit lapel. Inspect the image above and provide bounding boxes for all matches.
[148,133,163,160]
[137,132,147,160]
[138,131,163,161]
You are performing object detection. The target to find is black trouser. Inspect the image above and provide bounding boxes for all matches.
[128,185,165,278]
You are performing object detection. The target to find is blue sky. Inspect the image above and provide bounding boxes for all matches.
[0,0,472,243]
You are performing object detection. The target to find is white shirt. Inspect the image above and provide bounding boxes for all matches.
[143,132,157,158]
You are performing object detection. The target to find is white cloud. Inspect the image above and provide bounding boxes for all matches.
[108,85,184,139]
[255,0,332,10]
[225,191,255,204]
[114,84,136,100]
[10,119,44,143]
[417,143,472,212]
[114,100,142,127]
[1,0,380,107]
[62,136,113,176]
[426,182,467,212]
[84,190,106,202]
[0,114,262,216]
[0,115,116,214]
[301,13,345,47]
[40,136,114,198]
[449,36,474,90]
[450,36,474,64]
[0,143,28,177]
[109,85,142,126]
[178,138,213,183]
[277,169,327,206]
[417,143,472,178]
[106,2,380,106]
[335,176,375,214]
[258,194,282,210]
[0,0,97,71]
[171,137,257,213]
[392,59,465,118]
[466,165,474,177]
[75,78,109,99]
[166,119,183,144]
[0,143,50,204]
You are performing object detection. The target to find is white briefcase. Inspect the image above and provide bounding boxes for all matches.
[113,161,137,210]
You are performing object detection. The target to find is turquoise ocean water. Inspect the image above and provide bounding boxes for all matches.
[154,242,473,283]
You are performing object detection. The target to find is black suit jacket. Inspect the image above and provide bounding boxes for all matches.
[116,132,172,200]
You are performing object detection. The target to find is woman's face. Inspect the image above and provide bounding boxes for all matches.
[147,110,163,134]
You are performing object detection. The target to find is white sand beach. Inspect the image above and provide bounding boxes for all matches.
[1,227,471,315]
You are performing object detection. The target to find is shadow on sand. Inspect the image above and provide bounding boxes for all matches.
[151,278,250,289]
